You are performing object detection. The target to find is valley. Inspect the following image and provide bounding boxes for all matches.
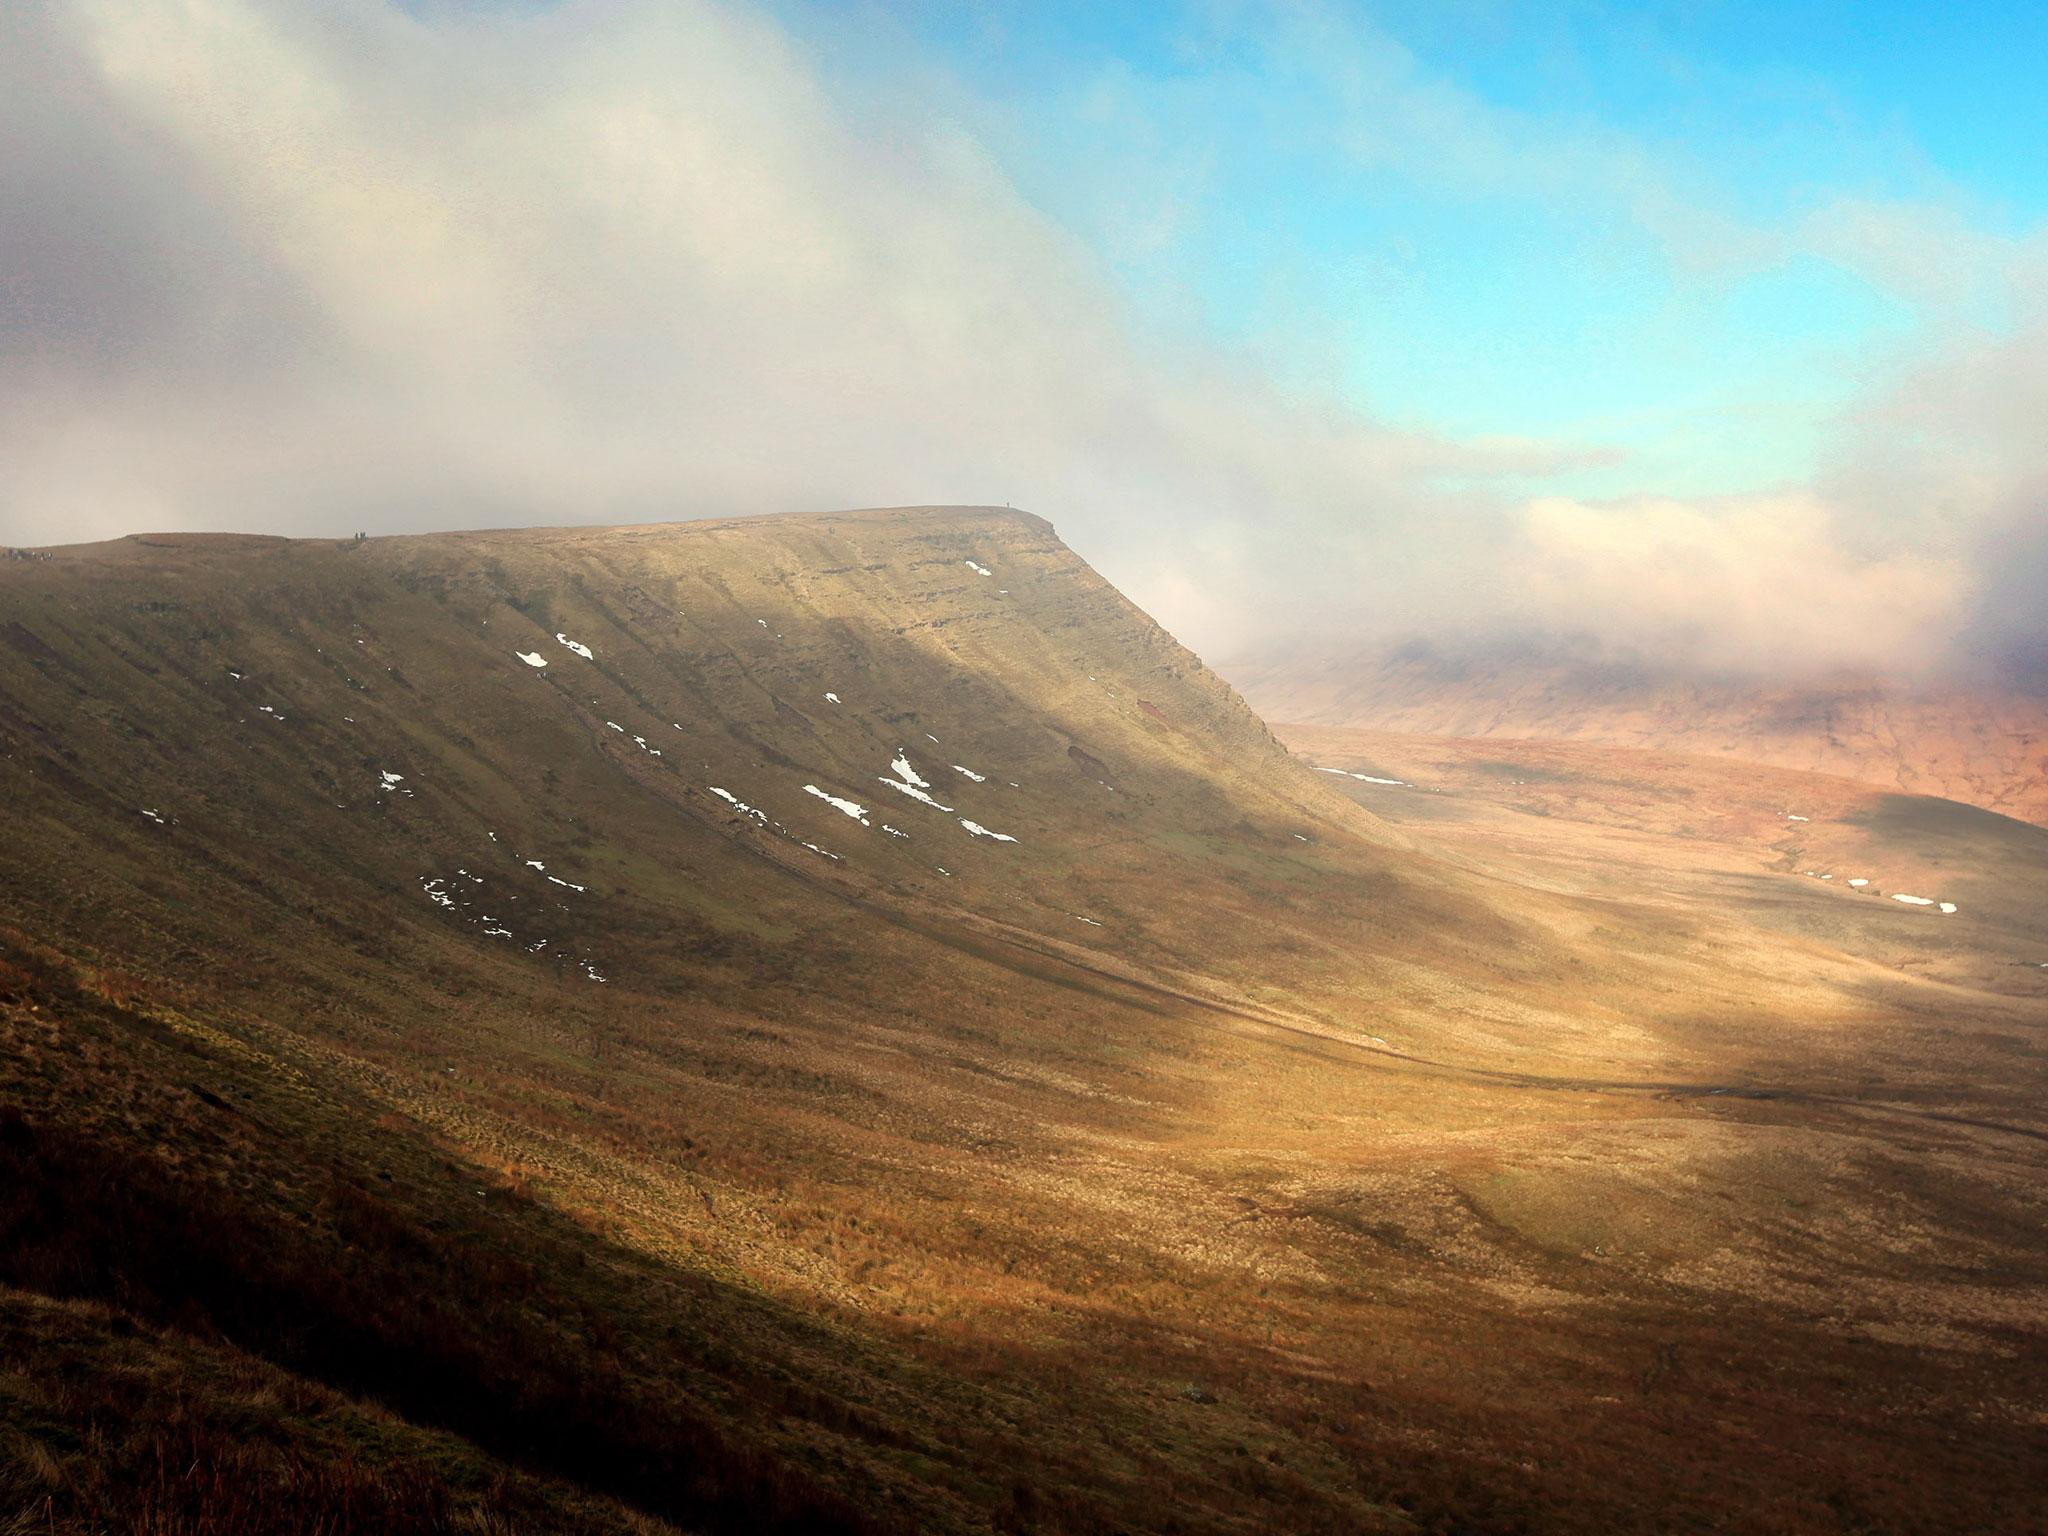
[1228,641,2048,829]
[2,509,2044,1534]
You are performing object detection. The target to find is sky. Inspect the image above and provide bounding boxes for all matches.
[4,0,2046,680]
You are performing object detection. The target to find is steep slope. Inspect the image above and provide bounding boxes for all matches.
[3,509,2046,1535]
[1226,638,2048,826]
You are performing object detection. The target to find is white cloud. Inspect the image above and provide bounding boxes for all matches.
[0,0,2041,683]
[1,0,1561,654]
[1508,493,1968,675]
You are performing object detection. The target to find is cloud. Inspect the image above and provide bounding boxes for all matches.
[0,0,1582,657]
[1507,493,1968,675]
[0,0,2042,684]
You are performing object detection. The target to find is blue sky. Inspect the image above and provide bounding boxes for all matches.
[775,0,2042,500]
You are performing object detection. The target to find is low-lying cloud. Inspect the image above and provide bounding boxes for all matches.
[1510,494,1967,676]
[1,0,2042,684]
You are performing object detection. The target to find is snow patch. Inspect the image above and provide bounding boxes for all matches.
[824,692,840,704]
[960,819,1017,843]
[952,764,987,782]
[964,560,992,576]
[555,634,594,659]
[889,752,931,787]
[140,808,164,824]
[1939,902,1958,914]
[710,787,767,822]
[878,777,954,812]
[1312,766,1407,786]
[1891,893,1937,906]
[516,651,547,668]
[804,785,871,824]
[1848,878,1869,888]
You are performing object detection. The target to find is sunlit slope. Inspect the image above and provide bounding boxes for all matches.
[0,505,1958,1074]
[2,508,1461,1015]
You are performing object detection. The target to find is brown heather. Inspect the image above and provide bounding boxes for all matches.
[0,509,2043,1533]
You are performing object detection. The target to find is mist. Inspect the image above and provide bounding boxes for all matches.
[2,0,2042,681]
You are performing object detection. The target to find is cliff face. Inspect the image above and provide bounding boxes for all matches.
[1226,640,2048,826]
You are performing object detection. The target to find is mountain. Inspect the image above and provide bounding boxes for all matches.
[1225,637,2048,826]
[4,509,2046,1534]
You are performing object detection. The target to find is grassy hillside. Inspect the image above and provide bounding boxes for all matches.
[3,509,2045,1534]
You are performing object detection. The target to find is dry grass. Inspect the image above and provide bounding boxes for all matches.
[0,512,2042,1533]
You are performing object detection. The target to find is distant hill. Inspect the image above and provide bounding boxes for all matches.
[1225,638,2048,826]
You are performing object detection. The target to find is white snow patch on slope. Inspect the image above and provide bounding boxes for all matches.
[1848,878,1869,888]
[804,785,871,824]
[889,752,931,788]
[952,764,987,782]
[964,560,991,576]
[878,777,954,812]
[556,634,594,659]
[1891,893,1936,906]
[140,808,165,824]
[1312,766,1407,786]
[709,787,767,822]
[960,819,1017,842]
[516,651,547,668]
[825,692,840,704]
[1939,902,1958,914]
